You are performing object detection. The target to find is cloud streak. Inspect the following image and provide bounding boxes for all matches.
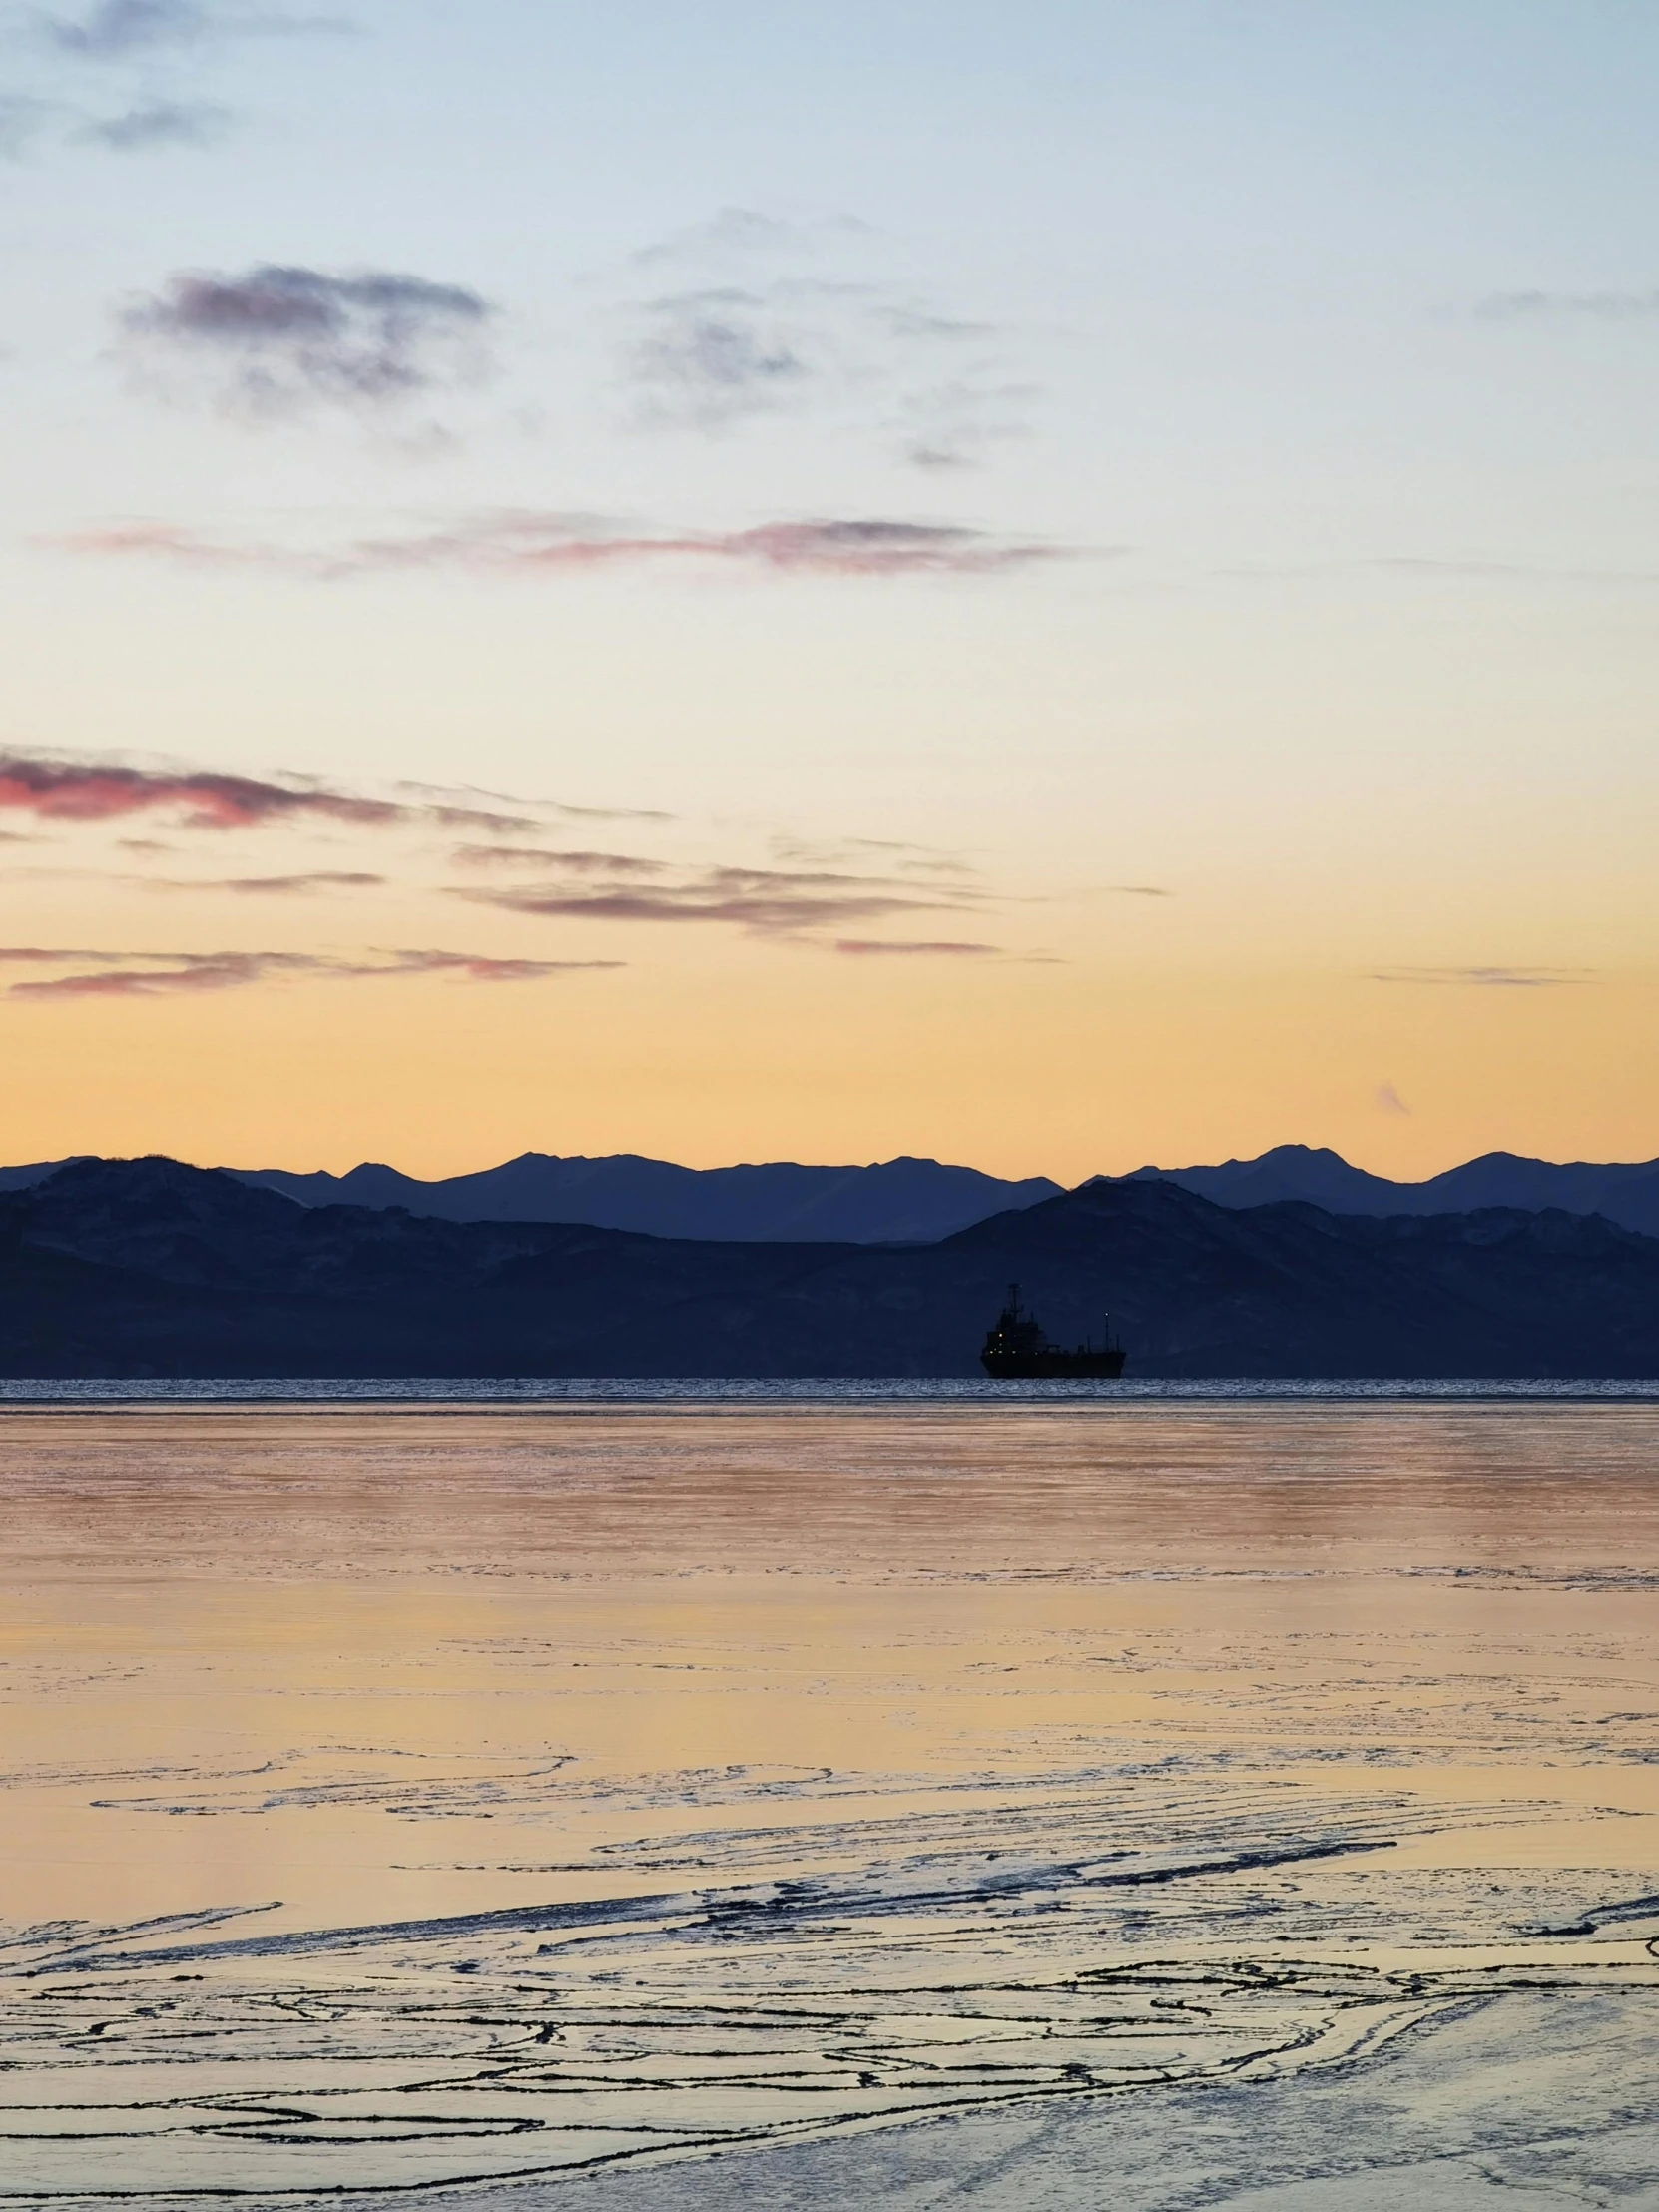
[0,754,399,829]
[0,752,1012,961]
[0,754,533,832]
[56,512,1065,579]
[42,0,348,55]
[80,99,228,148]
[1475,288,1659,321]
[632,207,873,269]
[833,938,998,957]
[395,780,673,826]
[0,945,127,962]
[1370,966,1591,988]
[145,870,386,894]
[119,265,493,418]
[450,844,667,875]
[458,860,974,941]
[5,945,621,999]
[770,834,978,880]
[44,0,212,53]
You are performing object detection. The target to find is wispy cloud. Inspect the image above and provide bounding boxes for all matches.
[623,278,1031,459]
[5,945,621,999]
[50,523,284,570]
[395,779,673,825]
[18,3,346,164]
[1475,288,1659,321]
[1355,554,1659,587]
[0,753,533,832]
[0,753,399,829]
[896,379,1039,471]
[632,206,874,270]
[460,890,935,936]
[613,206,1039,463]
[1364,557,1545,579]
[118,265,493,419]
[79,98,228,148]
[144,869,386,894]
[630,287,812,428]
[42,0,210,53]
[13,951,315,997]
[41,0,348,56]
[451,844,667,875]
[459,860,972,941]
[1231,553,1659,588]
[771,833,978,879]
[0,944,127,961]
[1377,1081,1412,1115]
[54,511,1065,579]
[833,938,998,957]
[0,751,1014,961]
[1370,966,1591,987]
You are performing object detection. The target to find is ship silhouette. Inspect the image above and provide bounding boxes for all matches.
[979,1282,1125,1379]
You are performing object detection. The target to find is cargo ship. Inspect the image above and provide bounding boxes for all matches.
[979,1283,1125,1379]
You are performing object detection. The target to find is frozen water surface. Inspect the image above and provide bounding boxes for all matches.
[1,1397,1656,2205]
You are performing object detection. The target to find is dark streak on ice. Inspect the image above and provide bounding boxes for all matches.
[29,1838,1397,1975]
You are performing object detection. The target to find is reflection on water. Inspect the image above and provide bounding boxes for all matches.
[1,1407,1657,2205]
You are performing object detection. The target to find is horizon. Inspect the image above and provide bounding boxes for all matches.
[9,1133,1659,1186]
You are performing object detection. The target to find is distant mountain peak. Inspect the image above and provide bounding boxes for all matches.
[1110,1143,1659,1240]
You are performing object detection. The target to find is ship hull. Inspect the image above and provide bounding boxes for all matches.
[981,1349,1125,1380]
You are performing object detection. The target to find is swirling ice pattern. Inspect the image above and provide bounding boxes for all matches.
[4,1782,1657,2198]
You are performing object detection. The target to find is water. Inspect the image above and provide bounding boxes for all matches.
[2,1402,1657,2206]
[5,1377,1659,1404]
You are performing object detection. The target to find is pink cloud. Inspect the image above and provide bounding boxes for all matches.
[0,753,534,833]
[55,511,1067,581]
[455,857,978,941]
[450,844,668,874]
[833,938,999,956]
[8,946,623,999]
[0,754,399,830]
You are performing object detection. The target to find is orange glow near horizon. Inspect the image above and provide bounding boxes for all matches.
[3,887,1654,1182]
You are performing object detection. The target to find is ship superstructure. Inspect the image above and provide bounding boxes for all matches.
[979,1283,1125,1379]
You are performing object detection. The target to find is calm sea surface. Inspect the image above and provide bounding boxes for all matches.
[2,1399,1657,2207]
[5,1378,1659,1402]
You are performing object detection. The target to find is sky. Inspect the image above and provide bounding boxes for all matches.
[2,0,1657,1182]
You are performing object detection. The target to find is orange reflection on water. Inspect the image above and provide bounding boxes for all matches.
[2,1404,1657,1936]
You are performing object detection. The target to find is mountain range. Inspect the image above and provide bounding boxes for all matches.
[1120,1144,1659,1237]
[4,1141,1659,1242]
[5,1154,1659,1378]
[0,1152,1061,1245]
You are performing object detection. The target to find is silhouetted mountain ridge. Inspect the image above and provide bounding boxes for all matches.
[8,1142,1659,1239]
[74,1151,1060,1244]
[4,1155,1657,1378]
[1118,1143,1659,1236]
